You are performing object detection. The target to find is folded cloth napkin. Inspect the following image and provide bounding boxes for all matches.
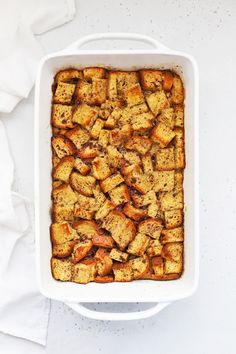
[0,0,76,345]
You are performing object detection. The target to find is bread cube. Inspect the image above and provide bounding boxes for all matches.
[110,248,129,262]
[52,204,74,222]
[141,154,153,173]
[65,126,90,149]
[70,172,96,196]
[160,190,183,211]
[174,170,184,192]
[152,171,175,192]
[52,184,77,205]
[113,262,133,282]
[51,135,76,159]
[53,82,75,104]
[95,248,113,276]
[162,71,173,91]
[95,199,115,220]
[161,227,184,244]
[146,90,169,116]
[92,156,111,180]
[162,242,183,262]
[146,239,163,257]
[151,256,164,276]
[72,220,100,239]
[51,258,72,281]
[131,190,156,208]
[138,218,163,239]
[125,166,153,194]
[125,83,144,107]
[127,233,150,256]
[52,240,76,258]
[77,143,98,159]
[129,256,149,279]
[164,259,183,274]
[91,79,107,105]
[100,173,124,193]
[74,157,90,176]
[72,103,98,130]
[124,151,141,165]
[108,184,130,206]
[125,136,152,155]
[174,104,184,128]
[151,122,176,147]
[108,71,138,99]
[158,108,175,129]
[90,118,104,139]
[52,156,74,183]
[92,234,114,249]
[164,209,183,229]
[107,145,124,170]
[123,203,147,221]
[156,147,175,171]
[75,80,92,103]
[72,240,93,263]
[83,67,106,80]
[98,129,110,147]
[55,69,83,83]
[50,222,77,245]
[171,75,184,104]
[139,69,162,91]
[72,260,97,284]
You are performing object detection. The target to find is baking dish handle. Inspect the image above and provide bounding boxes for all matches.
[63,33,170,52]
[65,302,170,321]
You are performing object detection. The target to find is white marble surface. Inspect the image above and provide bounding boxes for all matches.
[1,0,236,353]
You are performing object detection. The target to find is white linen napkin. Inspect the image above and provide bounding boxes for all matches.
[0,0,76,345]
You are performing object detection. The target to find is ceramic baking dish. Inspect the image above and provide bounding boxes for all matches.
[35,33,199,321]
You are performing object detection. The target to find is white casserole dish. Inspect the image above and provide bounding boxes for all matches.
[35,33,199,321]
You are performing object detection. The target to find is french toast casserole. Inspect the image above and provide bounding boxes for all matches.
[50,67,185,284]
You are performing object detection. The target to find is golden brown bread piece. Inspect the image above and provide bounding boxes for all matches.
[174,104,184,128]
[123,151,141,165]
[77,143,98,159]
[141,154,153,173]
[127,233,150,256]
[72,239,93,263]
[90,119,104,139]
[156,147,176,171]
[83,67,106,80]
[72,259,97,284]
[125,83,144,107]
[109,124,132,146]
[139,69,163,91]
[51,135,76,159]
[75,80,92,103]
[131,190,157,208]
[162,71,173,91]
[92,156,111,180]
[123,203,147,221]
[138,218,163,239]
[52,156,74,183]
[95,248,113,276]
[161,227,184,244]
[171,75,184,104]
[70,172,96,196]
[146,90,170,116]
[74,194,98,220]
[72,220,101,239]
[108,71,138,99]
[129,256,149,279]
[74,157,90,176]
[100,173,124,193]
[65,126,90,149]
[125,166,153,194]
[55,69,83,83]
[95,199,115,220]
[50,222,77,245]
[146,239,163,257]
[113,262,133,282]
[51,258,72,281]
[125,136,152,155]
[53,82,75,104]
[51,104,74,129]
[72,103,98,129]
[52,240,76,258]
[107,145,124,170]
[164,209,183,229]
[108,184,130,206]
[160,190,184,211]
[151,256,164,276]
[152,171,175,192]
[92,234,114,249]
[109,248,129,262]
[158,108,175,129]
[91,79,107,105]
[52,184,77,205]
[151,122,176,147]
[98,129,110,147]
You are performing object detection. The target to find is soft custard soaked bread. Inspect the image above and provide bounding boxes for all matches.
[50,67,185,283]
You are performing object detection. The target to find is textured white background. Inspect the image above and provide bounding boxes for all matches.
[1,0,236,353]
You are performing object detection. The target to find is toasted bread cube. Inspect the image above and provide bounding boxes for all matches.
[113,262,133,282]
[124,151,141,165]
[52,240,76,258]
[174,104,184,128]
[93,185,106,207]
[100,173,124,193]
[90,119,104,139]
[132,112,154,132]
[174,128,184,149]
[74,208,94,220]
[52,180,62,189]
[175,148,185,169]
[152,171,175,192]
[72,261,97,284]
[141,154,153,173]
[123,203,147,221]
[106,146,124,171]
[77,143,98,159]
[151,256,164,276]
[104,115,116,129]
[52,204,74,222]
[164,259,183,274]
[156,147,175,171]
[125,83,144,107]
[52,184,77,205]
[121,163,142,176]
[109,184,130,206]
[51,258,72,281]
[98,129,110,147]
[55,69,83,83]
[162,71,173,91]
[51,105,74,129]
[171,75,184,104]
[125,166,153,194]
[164,209,183,229]
[52,135,76,159]
[138,218,163,239]
[102,211,135,250]
[139,69,162,91]
[95,248,113,276]
[74,157,90,175]
[83,67,106,80]
[161,227,184,244]
[76,80,92,103]
[110,248,129,262]
[92,156,111,180]
[125,136,152,155]
[129,256,149,279]
[175,171,184,192]
[70,172,96,196]
[131,190,156,208]
[146,90,170,116]
[65,126,90,149]
[127,233,150,256]
[95,199,115,220]
[160,190,183,211]
[52,152,60,168]
[162,242,183,262]
[92,234,114,249]
[108,71,138,99]
[158,108,175,129]
[72,240,93,263]
[151,122,176,147]
[147,201,159,218]
[53,82,75,104]
[50,222,77,245]
[72,220,100,239]
[91,79,107,105]
[74,194,98,220]
[109,124,132,146]
[72,104,98,130]
[52,156,74,183]
[147,239,163,257]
